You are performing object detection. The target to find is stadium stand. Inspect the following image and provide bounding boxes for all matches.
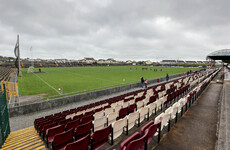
[0,67,12,82]
[0,67,18,104]
[33,68,219,149]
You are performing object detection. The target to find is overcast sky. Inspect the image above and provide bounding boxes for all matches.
[0,0,230,61]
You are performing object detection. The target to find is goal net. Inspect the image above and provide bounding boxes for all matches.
[27,66,34,73]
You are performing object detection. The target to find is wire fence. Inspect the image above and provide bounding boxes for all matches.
[0,84,11,148]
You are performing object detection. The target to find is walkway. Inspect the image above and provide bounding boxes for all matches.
[154,72,223,150]
[216,68,230,150]
[1,126,46,150]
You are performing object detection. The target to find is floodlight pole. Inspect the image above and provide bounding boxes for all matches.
[30,46,34,67]
[18,35,22,77]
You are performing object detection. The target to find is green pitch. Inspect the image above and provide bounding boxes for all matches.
[18,66,196,98]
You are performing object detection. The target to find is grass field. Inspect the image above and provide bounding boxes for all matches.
[18,66,196,98]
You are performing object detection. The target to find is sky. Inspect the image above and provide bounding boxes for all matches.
[0,0,230,61]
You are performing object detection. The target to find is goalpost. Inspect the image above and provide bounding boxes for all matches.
[27,46,34,73]
[27,66,34,73]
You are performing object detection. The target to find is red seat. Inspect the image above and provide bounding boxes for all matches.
[64,134,90,150]
[50,116,62,121]
[125,130,148,150]
[140,120,154,137]
[46,125,65,146]
[149,95,157,104]
[45,114,54,119]
[73,114,83,121]
[119,107,128,119]
[62,110,70,115]
[103,105,111,109]
[84,111,94,117]
[53,117,65,124]
[145,123,160,144]
[42,122,58,139]
[59,118,72,126]
[124,99,129,103]
[81,115,94,124]
[141,120,161,144]
[34,117,44,129]
[128,104,136,114]
[54,112,62,117]
[95,108,103,113]
[75,121,92,140]
[135,98,141,103]
[65,119,80,131]
[38,120,53,134]
[70,108,76,113]
[52,128,74,150]
[91,125,113,150]
[120,132,140,150]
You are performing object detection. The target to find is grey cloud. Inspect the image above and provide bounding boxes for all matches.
[0,0,230,61]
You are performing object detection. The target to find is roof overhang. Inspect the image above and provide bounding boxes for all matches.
[207,55,230,60]
[207,49,230,63]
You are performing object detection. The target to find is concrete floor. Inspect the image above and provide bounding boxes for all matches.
[216,68,230,150]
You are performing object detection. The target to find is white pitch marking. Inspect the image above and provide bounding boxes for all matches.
[33,73,62,95]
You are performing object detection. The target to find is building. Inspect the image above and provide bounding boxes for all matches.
[176,60,185,64]
[82,58,96,64]
[126,60,133,64]
[185,61,197,64]
[144,60,153,65]
[105,58,116,64]
[97,59,106,64]
[196,61,204,64]
[55,59,68,63]
[161,60,177,65]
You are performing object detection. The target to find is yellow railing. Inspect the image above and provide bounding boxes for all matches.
[1,81,18,101]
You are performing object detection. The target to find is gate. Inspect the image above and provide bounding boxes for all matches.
[0,84,10,148]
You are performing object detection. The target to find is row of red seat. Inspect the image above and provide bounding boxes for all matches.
[118,104,137,119]
[164,85,190,106]
[35,112,96,137]
[45,124,113,150]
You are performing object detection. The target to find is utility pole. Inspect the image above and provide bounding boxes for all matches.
[17,35,22,77]
[30,46,34,67]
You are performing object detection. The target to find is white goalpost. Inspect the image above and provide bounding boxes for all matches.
[27,46,34,73]
[27,66,34,73]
